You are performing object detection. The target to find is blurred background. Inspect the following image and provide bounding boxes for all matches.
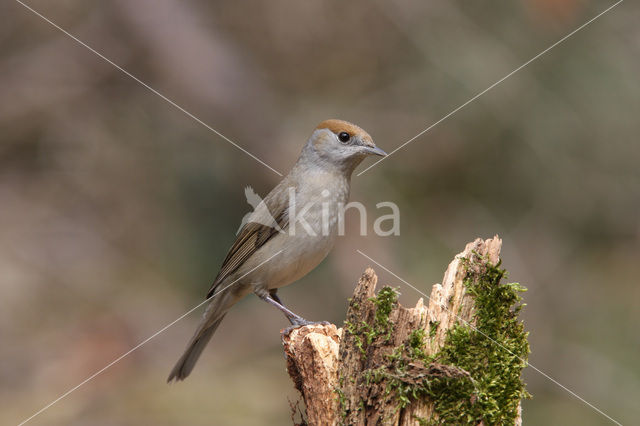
[1,0,638,424]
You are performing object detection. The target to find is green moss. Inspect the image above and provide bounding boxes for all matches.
[344,286,399,357]
[414,415,430,426]
[385,345,404,365]
[340,264,528,424]
[407,328,431,361]
[363,366,387,386]
[429,321,440,339]
[408,328,426,350]
[335,384,347,417]
[427,258,530,424]
[339,287,399,421]
[343,320,370,355]
[383,257,529,424]
[371,286,399,332]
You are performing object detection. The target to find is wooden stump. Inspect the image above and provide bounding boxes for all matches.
[282,236,529,425]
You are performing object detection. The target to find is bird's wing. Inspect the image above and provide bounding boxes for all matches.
[206,191,289,298]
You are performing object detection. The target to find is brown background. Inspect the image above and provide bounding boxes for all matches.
[1,0,638,424]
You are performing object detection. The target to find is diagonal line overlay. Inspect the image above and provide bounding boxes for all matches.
[358,0,624,176]
[356,249,622,425]
[17,250,283,426]
[14,0,283,177]
[12,0,626,424]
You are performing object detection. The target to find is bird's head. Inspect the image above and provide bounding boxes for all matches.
[300,119,386,175]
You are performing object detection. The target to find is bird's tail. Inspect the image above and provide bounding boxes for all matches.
[167,287,242,382]
[167,313,227,382]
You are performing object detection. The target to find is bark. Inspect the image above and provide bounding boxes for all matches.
[282,236,525,425]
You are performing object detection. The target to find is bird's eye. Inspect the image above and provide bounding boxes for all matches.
[338,132,351,143]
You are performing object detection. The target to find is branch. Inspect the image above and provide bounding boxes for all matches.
[282,236,529,425]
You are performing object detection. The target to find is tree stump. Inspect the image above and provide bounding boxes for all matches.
[282,236,529,425]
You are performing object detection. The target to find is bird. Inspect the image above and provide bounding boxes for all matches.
[167,119,386,382]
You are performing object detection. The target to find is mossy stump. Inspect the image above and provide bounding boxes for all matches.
[282,236,529,425]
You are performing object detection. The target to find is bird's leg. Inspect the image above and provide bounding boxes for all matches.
[255,288,313,326]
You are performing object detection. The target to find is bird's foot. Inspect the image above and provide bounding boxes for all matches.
[281,320,331,336]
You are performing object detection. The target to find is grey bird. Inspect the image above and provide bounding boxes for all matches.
[168,119,386,382]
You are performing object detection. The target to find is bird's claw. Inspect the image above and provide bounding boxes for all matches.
[281,320,331,336]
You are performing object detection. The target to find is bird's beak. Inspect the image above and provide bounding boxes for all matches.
[364,145,387,157]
